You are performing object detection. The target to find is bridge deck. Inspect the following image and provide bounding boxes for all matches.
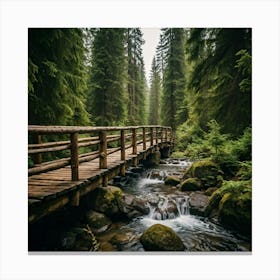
[28,142,167,223]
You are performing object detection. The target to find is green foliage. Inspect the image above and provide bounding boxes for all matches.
[159,28,187,129]
[127,28,147,125]
[177,119,251,179]
[28,28,90,126]
[236,161,252,180]
[186,28,252,136]
[207,180,252,234]
[149,57,161,124]
[88,28,127,126]
[235,49,252,93]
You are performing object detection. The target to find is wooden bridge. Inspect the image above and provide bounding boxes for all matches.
[28,125,174,224]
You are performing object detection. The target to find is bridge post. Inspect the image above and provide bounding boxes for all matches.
[32,134,42,164]
[70,132,79,181]
[132,128,137,154]
[120,130,126,176]
[120,130,125,161]
[165,128,168,142]
[132,128,137,167]
[161,128,163,143]
[150,127,153,146]
[142,127,146,150]
[99,131,107,169]
[155,127,158,144]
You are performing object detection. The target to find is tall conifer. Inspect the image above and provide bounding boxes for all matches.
[88,28,127,126]
[28,28,89,125]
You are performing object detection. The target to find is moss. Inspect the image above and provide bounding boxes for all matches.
[140,224,185,251]
[206,180,252,234]
[164,176,180,186]
[205,187,218,196]
[85,211,112,233]
[92,186,125,218]
[181,178,201,191]
[183,160,223,189]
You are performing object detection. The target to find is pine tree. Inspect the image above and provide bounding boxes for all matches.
[127,28,147,125]
[159,28,187,129]
[88,28,127,126]
[28,28,90,125]
[148,57,161,124]
[186,28,252,136]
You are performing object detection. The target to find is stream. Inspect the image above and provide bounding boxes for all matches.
[29,158,251,252]
[96,159,251,252]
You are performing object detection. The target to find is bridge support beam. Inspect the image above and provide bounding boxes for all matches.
[70,132,79,181]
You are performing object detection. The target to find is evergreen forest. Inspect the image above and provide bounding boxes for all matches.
[28,28,252,251]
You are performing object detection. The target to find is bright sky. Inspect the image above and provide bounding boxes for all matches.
[141,28,161,86]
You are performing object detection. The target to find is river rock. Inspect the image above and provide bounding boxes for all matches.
[183,160,223,189]
[140,224,185,251]
[164,176,180,186]
[122,194,150,219]
[205,187,218,196]
[85,210,112,233]
[60,227,93,251]
[181,178,201,191]
[144,151,161,167]
[189,192,210,216]
[206,180,252,234]
[99,241,116,251]
[92,186,125,219]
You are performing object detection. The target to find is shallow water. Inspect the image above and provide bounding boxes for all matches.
[29,158,251,252]
[101,159,251,252]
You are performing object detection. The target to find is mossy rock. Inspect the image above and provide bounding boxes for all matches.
[181,178,201,191]
[205,187,218,196]
[92,186,125,219]
[183,160,223,189]
[206,180,252,234]
[140,224,185,251]
[85,210,112,233]
[164,176,180,186]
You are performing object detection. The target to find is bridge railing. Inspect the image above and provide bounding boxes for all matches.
[28,125,173,181]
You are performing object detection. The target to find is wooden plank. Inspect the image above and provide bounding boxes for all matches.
[28,126,174,224]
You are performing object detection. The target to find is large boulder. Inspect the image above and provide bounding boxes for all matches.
[92,186,125,219]
[206,180,252,234]
[164,176,180,186]
[181,178,201,191]
[85,210,112,233]
[122,194,150,219]
[60,226,98,251]
[144,151,161,167]
[189,192,210,216]
[140,224,185,251]
[183,160,223,189]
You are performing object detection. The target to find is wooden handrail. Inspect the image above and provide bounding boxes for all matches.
[28,125,173,181]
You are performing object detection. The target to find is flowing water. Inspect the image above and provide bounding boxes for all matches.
[99,159,251,252]
[29,158,251,252]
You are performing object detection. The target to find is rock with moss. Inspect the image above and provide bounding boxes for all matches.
[60,227,97,251]
[205,187,218,196]
[85,210,112,233]
[144,151,161,167]
[183,160,223,189]
[92,186,125,219]
[206,180,252,234]
[164,176,180,186]
[181,178,201,191]
[140,224,185,251]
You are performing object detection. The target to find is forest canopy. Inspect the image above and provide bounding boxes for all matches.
[28,27,251,145]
